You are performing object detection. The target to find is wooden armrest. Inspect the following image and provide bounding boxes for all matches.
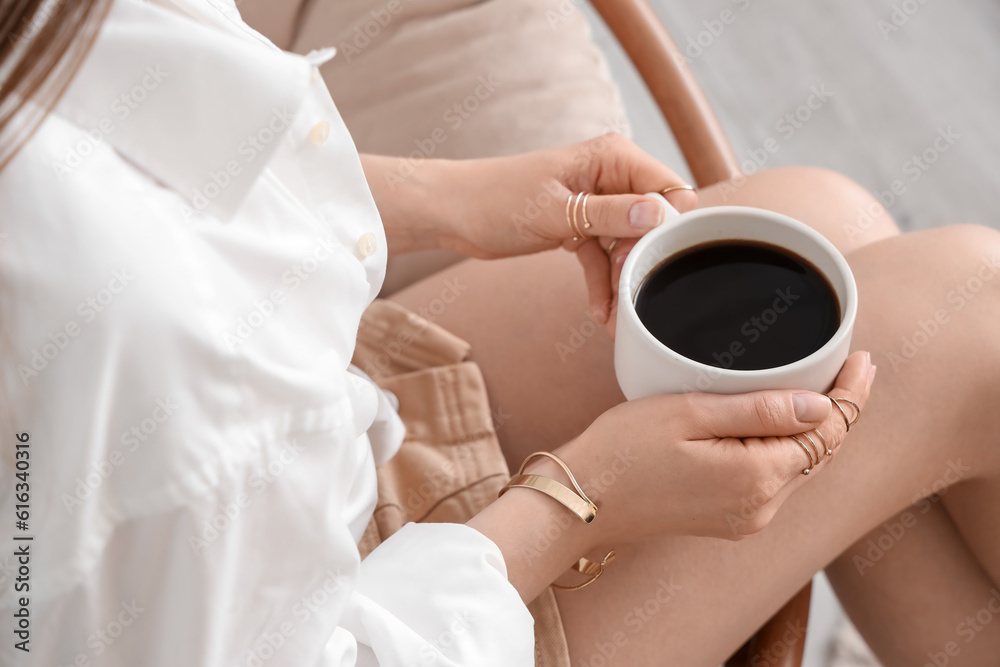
[726,581,812,667]
[588,0,741,188]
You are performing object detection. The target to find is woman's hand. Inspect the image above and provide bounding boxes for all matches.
[361,135,696,327]
[468,352,875,602]
[548,351,876,547]
[436,134,697,323]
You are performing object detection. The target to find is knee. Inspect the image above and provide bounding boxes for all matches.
[774,166,901,245]
[935,224,1000,295]
[701,166,901,252]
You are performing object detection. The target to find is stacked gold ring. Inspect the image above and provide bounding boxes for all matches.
[566,192,593,241]
[792,395,862,475]
[830,397,861,432]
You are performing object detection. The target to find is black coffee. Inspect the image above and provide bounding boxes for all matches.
[634,241,840,371]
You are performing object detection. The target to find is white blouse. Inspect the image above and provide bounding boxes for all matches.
[0,0,534,664]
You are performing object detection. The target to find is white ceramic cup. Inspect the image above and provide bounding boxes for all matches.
[614,197,858,399]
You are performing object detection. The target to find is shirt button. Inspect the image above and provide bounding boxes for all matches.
[309,121,330,146]
[356,233,377,258]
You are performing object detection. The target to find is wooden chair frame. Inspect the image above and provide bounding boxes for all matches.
[587,1,811,665]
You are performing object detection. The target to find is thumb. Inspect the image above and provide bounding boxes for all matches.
[685,390,833,440]
[583,192,678,240]
[687,352,875,440]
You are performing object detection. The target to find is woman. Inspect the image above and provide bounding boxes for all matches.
[0,1,997,665]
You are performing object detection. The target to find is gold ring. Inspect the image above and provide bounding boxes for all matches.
[565,193,575,240]
[801,431,825,461]
[810,428,833,457]
[661,184,696,197]
[829,396,861,432]
[580,192,593,231]
[566,192,590,241]
[571,192,584,240]
[790,434,818,475]
[606,238,620,256]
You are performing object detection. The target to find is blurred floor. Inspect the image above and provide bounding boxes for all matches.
[586,0,1000,234]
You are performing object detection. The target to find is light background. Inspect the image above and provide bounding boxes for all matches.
[586,0,1000,233]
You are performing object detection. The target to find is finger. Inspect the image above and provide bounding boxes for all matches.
[662,186,698,214]
[593,236,638,338]
[581,193,674,241]
[828,350,876,409]
[574,239,613,324]
[587,134,695,210]
[607,237,638,297]
[743,351,876,481]
[685,352,875,440]
[817,350,877,454]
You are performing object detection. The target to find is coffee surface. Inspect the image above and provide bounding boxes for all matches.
[634,241,840,371]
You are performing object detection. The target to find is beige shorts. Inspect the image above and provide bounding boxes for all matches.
[351,299,571,667]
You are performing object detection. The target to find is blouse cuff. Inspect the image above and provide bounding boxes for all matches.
[341,522,535,666]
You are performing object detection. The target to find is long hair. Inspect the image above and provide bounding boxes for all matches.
[0,0,111,170]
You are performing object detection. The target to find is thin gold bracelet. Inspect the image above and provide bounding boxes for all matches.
[498,452,616,591]
[498,451,598,523]
[552,550,617,591]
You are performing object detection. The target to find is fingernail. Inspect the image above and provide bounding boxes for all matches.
[793,392,831,422]
[629,199,664,229]
[865,351,872,367]
[867,365,877,391]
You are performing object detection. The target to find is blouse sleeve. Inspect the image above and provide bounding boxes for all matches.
[335,523,536,666]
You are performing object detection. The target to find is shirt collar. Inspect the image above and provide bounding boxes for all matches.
[54,0,312,221]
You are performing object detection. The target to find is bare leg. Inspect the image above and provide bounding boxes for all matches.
[392,167,1000,665]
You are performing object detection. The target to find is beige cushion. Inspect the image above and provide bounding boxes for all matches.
[291,0,630,292]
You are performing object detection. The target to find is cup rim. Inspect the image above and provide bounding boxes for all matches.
[618,205,859,378]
